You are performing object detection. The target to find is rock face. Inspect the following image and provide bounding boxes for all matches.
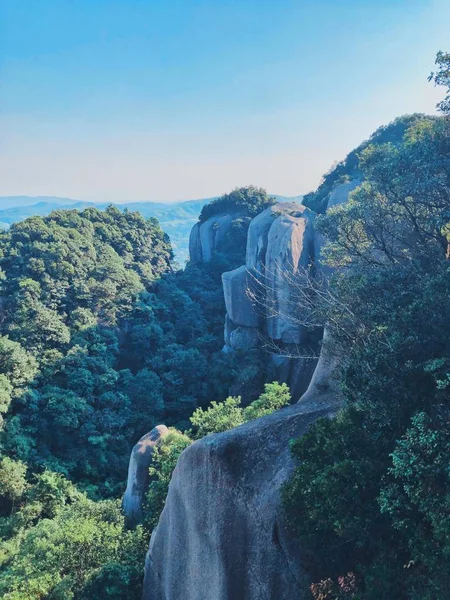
[220,183,359,395]
[327,179,360,210]
[189,213,238,263]
[221,202,319,395]
[122,425,169,527]
[142,185,359,600]
[265,209,315,344]
[299,327,343,405]
[143,394,342,600]
[222,266,259,328]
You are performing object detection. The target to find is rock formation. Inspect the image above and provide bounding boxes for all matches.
[122,425,169,527]
[140,181,358,600]
[219,182,358,399]
[189,213,239,263]
[143,393,342,600]
[327,179,360,210]
[221,202,319,399]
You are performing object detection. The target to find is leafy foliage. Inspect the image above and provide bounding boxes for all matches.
[430,50,450,114]
[302,114,436,214]
[283,103,450,599]
[198,185,275,223]
[0,474,146,600]
[0,206,243,497]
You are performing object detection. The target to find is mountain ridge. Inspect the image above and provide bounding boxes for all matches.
[0,194,303,263]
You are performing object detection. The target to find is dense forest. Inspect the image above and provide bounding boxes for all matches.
[0,189,274,598]
[283,52,450,600]
[0,51,449,600]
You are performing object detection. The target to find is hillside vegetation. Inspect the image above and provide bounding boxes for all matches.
[283,52,450,600]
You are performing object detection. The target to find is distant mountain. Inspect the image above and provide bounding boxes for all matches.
[0,196,83,210]
[0,194,303,264]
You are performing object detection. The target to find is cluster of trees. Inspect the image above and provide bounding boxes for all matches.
[0,206,243,497]
[283,53,450,600]
[302,113,435,214]
[0,188,278,598]
[198,185,275,223]
[0,382,290,599]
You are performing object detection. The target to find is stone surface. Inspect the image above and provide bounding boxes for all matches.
[122,425,169,527]
[326,179,360,210]
[246,202,303,273]
[229,326,260,351]
[188,222,203,264]
[224,313,236,346]
[189,213,237,264]
[143,397,341,600]
[270,353,319,401]
[222,265,260,328]
[265,207,316,343]
[299,327,343,405]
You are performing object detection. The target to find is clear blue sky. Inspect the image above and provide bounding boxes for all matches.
[0,0,448,202]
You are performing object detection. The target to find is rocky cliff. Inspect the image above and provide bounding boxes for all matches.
[143,392,342,600]
[141,182,357,600]
[222,202,319,399]
[189,213,242,264]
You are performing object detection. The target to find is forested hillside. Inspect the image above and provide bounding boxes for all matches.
[0,50,449,600]
[0,189,274,599]
[282,53,450,600]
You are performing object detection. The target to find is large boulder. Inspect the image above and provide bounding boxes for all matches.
[265,207,316,343]
[222,265,260,328]
[229,326,260,351]
[143,396,341,600]
[188,223,203,264]
[246,203,303,273]
[189,213,239,263]
[122,425,169,527]
[299,327,343,405]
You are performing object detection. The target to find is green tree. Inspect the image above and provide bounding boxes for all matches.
[283,105,450,598]
[243,382,290,421]
[190,396,244,438]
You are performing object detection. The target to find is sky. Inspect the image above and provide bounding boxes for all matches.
[0,0,449,203]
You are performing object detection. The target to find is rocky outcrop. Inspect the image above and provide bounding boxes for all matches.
[122,425,169,527]
[143,393,342,600]
[142,184,359,600]
[221,202,319,395]
[327,179,360,210]
[189,213,238,263]
[299,327,343,405]
[220,183,360,395]
[222,266,259,328]
[265,208,315,344]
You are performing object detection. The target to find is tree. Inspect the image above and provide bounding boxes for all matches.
[242,382,290,421]
[429,50,450,114]
[190,396,244,438]
[198,186,275,223]
[283,106,450,598]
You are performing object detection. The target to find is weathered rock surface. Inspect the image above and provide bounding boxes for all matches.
[229,326,260,351]
[143,395,342,600]
[188,222,203,264]
[123,425,169,527]
[189,213,237,263]
[245,203,303,272]
[299,327,343,405]
[222,265,259,328]
[265,207,316,344]
[327,179,360,210]
[270,353,319,401]
[224,313,236,346]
